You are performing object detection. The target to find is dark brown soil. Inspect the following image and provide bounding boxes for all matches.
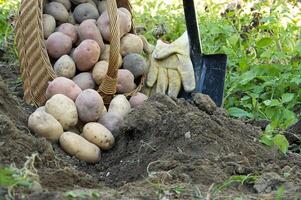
[1,63,301,199]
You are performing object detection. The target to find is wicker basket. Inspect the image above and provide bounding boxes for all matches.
[15,0,144,106]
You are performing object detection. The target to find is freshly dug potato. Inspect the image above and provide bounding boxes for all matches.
[45,94,78,130]
[78,20,105,51]
[87,0,97,8]
[75,89,104,123]
[72,72,96,90]
[96,8,131,42]
[67,12,76,25]
[73,39,101,71]
[46,77,82,101]
[57,23,78,44]
[46,32,72,59]
[119,7,131,18]
[98,111,123,132]
[74,3,99,23]
[129,92,148,108]
[70,0,88,4]
[82,122,114,150]
[43,14,56,39]
[99,44,109,61]
[108,95,131,117]
[97,0,106,14]
[123,53,148,78]
[120,33,143,56]
[36,106,46,112]
[44,2,69,23]
[117,69,135,93]
[59,131,101,163]
[54,55,76,78]
[50,0,71,10]
[28,110,64,141]
[92,61,108,85]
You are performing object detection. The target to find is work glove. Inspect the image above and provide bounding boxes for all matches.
[145,31,195,98]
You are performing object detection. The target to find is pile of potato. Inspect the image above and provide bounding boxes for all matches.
[28,0,150,163]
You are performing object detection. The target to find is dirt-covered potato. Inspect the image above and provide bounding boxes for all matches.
[108,94,131,117]
[50,0,71,10]
[78,19,105,51]
[74,3,99,23]
[73,39,101,71]
[57,23,78,44]
[43,14,56,39]
[45,94,78,130]
[97,1,106,14]
[46,77,82,101]
[28,110,64,141]
[129,92,148,108]
[59,131,101,163]
[54,55,76,78]
[123,53,148,78]
[99,44,109,61]
[46,32,72,59]
[82,122,114,150]
[44,2,69,23]
[98,111,123,132]
[92,61,108,85]
[96,8,131,42]
[120,33,143,56]
[75,89,104,123]
[72,72,96,90]
[117,69,135,93]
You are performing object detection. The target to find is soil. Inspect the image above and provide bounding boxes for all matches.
[1,63,301,199]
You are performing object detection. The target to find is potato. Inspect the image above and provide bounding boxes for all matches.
[78,20,105,51]
[54,55,76,78]
[46,32,72,59]
[96,8,131,42]
[45,94,78,130]
[92,61,108,85]
[46,77,82,101]
[98,111,123,132]
[28,110,64,141]
[57,23,78,44]
[74,3,99,23]
[117,69,135,93]
[97,0,106,14]
[43,14,56,39]
[82,122,114,150]
[73,39,101,71]
[129,92,148,108]
[44,2,69,23]
[67,12,76,25]
[119,7,131,18]
[50,0,71,10]
[75,89,104,123]
[108,95,131,117]
[120,33,143,56]
[59,131,101,163]
[36,106,46,112]
[99,44,109,61]
[72,72,96,90]
[87,0,97,8]
[123,53,147,78]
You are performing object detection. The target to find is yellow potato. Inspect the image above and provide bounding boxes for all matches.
[28,110,64,141]
[82,122,115,150]
[45,94,78,130]
[108,95,131,118]
[120,33,144,56]
[92,61,108,85]
[59,131,101,163]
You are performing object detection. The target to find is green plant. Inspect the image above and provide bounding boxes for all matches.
[65,190,101,199]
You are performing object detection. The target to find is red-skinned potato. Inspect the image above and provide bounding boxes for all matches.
[43,14,56,39]
[117,69,135,93]
[44,2,69,23]
[46,32,72,59]
[74,3,99,23]
[53,55,76,78]
[78,19,105,51]
[129,92,148,108]
[82,122,115,150]
[59,131,101,163]
[96,8,131,42]
[92,61,108,85]
[72,72,96,90]
[57,23,78,44]
[75,89,104,123]
[120,33,143,56]
[73,39,101,71]
[98,111,123,132]
[46,77,82,101]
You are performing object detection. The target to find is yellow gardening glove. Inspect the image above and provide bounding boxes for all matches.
[145,31,195,98]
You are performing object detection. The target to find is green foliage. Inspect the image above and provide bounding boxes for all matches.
[65,190,101,199]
